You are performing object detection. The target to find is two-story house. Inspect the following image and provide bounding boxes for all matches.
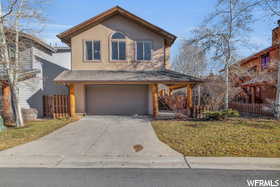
[55,6,201,117]
[233,21,280,104]
[0,32,70,119]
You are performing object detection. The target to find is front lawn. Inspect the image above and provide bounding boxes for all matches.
[151,118,280,157]
[0,118,77,151]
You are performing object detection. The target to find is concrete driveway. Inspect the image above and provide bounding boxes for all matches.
[0,116,187,168]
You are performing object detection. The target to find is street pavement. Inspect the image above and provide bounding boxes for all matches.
[0,168,279,187]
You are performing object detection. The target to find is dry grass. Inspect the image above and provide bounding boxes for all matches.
[151,118,280,157]
[0,118,77,151]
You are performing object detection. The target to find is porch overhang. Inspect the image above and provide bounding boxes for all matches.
[54,70,202,85]
[54,70,202,118]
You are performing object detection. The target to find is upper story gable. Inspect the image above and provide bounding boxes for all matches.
[0,30,56,76]
[239,22,280,74]
[57,6,177,71]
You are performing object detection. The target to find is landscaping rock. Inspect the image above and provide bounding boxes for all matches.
[22,108,38,121]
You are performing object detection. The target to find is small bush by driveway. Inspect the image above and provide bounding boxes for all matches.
[151,118,280,157]
[0,118,76,151]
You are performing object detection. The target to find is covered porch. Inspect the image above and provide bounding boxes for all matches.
[238,72,277,104]
[54,70,201,118]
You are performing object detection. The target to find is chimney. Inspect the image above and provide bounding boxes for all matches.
[272,20,280,45]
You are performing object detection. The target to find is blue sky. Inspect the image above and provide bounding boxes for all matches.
[40,0,277,62]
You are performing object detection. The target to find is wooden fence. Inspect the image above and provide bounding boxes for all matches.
[159,95,215,119]
[229,102,273,116]
[192,105,214,119]
[159,95,187,112]
[43,95,70,118]
[0,96,2,115]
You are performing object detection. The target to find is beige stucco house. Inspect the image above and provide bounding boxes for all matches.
[55,6,201,117]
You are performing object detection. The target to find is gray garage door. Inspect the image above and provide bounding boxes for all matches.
[86,85,149,115]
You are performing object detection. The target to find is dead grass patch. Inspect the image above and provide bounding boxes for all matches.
[0,118,77,151]
[151,118,280,157]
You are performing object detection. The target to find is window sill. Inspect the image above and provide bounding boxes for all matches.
[83,60,102,63]
[134,60,152,63]
[110,60,128,63]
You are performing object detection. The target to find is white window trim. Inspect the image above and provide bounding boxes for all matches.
[83,40,101,62]
[135,40,153,62]
[110,32,127,62]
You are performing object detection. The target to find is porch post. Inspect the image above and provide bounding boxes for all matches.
[168,88,173,96]
[69,84,76,117]
[2,82,12,122]
[187,84,193,108]
[251,86,255,104]
[151,84,159,118]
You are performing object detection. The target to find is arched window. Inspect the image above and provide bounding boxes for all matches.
[111,32,126,60]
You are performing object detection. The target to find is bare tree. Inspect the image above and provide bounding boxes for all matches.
[190,0,258,110]
[0,0,47,127]
[173,40,207,105]
[199,73,243,109]
[173,40,207,76]
[261,0,280,16]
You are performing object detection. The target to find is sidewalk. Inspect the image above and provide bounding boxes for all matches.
[0,154,279,170]
[0,155,187,168]
[185,157,280,170]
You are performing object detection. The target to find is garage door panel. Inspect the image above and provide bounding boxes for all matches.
[86,85,148,115]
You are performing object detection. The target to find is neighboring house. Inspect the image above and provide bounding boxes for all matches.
[232,21,280,104]
[55,6,201,117]
[0,32,70,117]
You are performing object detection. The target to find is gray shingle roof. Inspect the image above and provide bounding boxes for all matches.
[54,70,202,83]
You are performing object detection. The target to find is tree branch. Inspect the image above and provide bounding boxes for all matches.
[264,0,280,16]
[1,0,18,19]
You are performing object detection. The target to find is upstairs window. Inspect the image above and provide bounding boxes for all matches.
[111,32,126,61]
[136,41,152,61]
[261,53,270,70]
[84,40,101,61]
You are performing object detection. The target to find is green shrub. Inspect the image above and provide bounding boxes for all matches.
[203,111,225,120]
[203,109,239,120]
[224,109,240,118]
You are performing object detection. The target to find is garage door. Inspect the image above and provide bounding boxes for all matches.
[86,85,149,115]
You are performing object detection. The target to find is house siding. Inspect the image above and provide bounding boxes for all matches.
[233,25,280,104]
[19,47,33,71]
[71,15,169,71]
[18,77,41,109]
[0,35,71,117]
[16,45,70,117]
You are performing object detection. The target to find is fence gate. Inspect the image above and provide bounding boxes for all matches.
[43,95,70,118]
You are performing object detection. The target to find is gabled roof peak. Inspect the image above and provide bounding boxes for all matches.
[57,6,176,46]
